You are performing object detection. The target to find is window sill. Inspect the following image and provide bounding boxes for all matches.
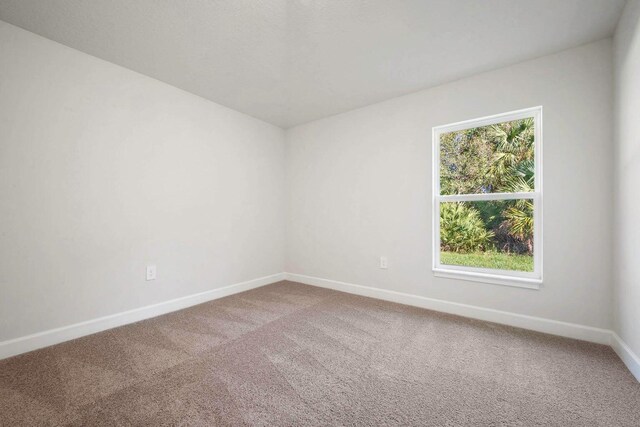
[433,268,542,290]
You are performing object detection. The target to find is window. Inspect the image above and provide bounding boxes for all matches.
[432,107,542,288]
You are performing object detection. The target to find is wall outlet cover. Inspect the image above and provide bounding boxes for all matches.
[146,265,157,281]
[380,256,388,269]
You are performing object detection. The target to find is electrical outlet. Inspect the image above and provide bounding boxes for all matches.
[146,265,157,281]
[380,256,388,269]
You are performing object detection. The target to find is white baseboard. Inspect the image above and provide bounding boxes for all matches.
[286,273,640,382]
[0,273,285,360]
[285,273,612,345]
[4,271,638,384]
[291,272,640,382]
[611,333,640,382]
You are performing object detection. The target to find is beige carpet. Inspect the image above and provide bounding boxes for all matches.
[1,281,638,426]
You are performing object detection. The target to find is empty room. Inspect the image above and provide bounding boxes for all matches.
[1,0,639,425]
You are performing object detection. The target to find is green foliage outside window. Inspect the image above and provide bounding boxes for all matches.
[440,202,494,253]
[439,118,535,271]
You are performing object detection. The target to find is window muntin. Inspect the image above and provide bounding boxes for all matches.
[432,107,542,287]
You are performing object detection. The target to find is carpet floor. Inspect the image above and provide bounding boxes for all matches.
[0,280,638,426]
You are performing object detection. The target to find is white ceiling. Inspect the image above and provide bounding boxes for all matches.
[0,0,626,128]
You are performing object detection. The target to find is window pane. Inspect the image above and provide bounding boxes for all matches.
[439,200,533,272]
[439,118,535,195]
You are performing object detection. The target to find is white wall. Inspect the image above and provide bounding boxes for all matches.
[0,17,621,349]
[614,0,640,357]
[286,39,614,329]
[0,21,285,342]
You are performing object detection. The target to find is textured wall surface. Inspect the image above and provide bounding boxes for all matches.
[0,21,286,341]
[614,0,640,358]
[286,40,614,329]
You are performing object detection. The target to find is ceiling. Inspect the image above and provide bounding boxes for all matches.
[0,0,626,128]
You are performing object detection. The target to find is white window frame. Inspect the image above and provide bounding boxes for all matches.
[432,106,543,289]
